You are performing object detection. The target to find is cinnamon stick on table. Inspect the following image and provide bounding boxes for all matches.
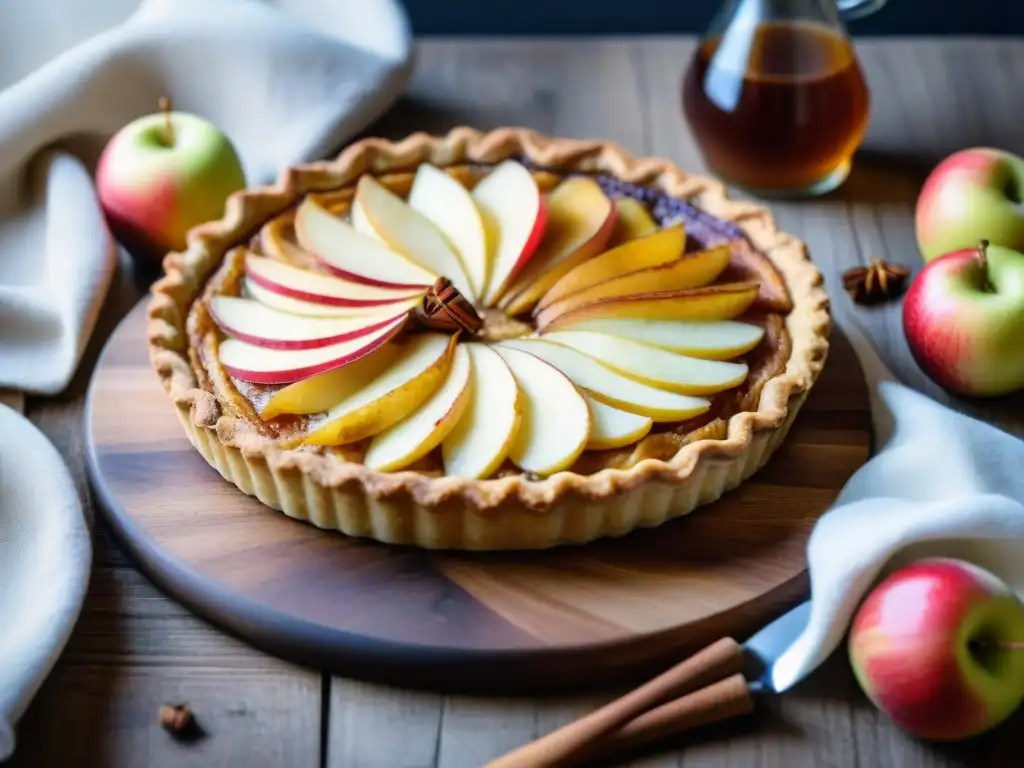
[484,638,752,768]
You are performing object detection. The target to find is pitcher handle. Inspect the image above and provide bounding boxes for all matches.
[836,0,888,20]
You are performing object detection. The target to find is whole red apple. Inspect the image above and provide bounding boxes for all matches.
[849,558,1024,741]
[902,240,1024,397]
[915,147,1024,263]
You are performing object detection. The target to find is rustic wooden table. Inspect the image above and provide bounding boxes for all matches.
[6,36,1024,768]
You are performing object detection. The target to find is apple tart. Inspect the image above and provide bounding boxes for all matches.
[148,127,830,550]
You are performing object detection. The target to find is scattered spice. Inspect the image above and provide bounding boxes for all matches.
[413,277,483,334]
[159,703,206,742]
[842,258,910,305]
[159,704,192,734]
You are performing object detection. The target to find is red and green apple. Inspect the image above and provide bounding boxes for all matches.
[915,147,1024,263]
[849,558,1024,741]
[96,100,246,264]
[902,240,1024,397]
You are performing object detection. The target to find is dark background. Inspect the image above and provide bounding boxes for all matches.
[404,1,1020,36]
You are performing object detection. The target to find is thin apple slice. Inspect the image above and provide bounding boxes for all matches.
[294,196,436,288]
[538,224,686,311]
[245,253,426,308]
[536,282,761,332]
[243,278,412,318]
[500,177,617,315]
[260,216,312,266]
[442,343,522,480]
[355,175,476,301]
[210,296,412,350]
[218,315,406,384]
[261,343,400,419]
[408,164,489,298]
[492,346,590,476]
[584,394,653,450]
[609,197,658,245]
[497,339,710,421]
[364,344,473,471]
[350,198,383,241]
[540,330,748,395]
[542,318,765,360]
[473,160,547,306]
[537,244,733,319]
[303,333,457,446]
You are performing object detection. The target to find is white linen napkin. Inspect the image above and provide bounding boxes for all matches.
[0,404,92,762]
[771,320,1024,692]
[0,0,413,395]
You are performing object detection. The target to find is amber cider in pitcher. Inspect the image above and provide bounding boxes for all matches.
[683,20,870,196]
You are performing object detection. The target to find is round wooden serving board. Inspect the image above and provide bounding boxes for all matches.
[87,302,871,692]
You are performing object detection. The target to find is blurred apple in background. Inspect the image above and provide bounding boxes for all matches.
[902,240,1024,397]
[96,98,245,266]
[849,558,1024,741]
[915,147,1024,263]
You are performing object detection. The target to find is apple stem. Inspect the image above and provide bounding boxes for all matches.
[977,239,993,292]
[972,639,1024,651]
[158,96,174,147]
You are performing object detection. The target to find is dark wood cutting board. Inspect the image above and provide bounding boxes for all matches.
[85,301,870,692]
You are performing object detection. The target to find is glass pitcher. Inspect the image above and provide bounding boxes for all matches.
[682,0,886,198]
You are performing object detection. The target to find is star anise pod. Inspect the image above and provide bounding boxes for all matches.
[412,277,483,334]
[842,258,910,305]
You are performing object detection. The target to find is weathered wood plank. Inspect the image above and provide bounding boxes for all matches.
[327,679,443,768]
[7,568,322,768]
[10,663,319,768]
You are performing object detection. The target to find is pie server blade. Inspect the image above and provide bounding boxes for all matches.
[742,600,811,694]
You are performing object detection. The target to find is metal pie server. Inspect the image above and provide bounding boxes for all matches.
[744,599,812,694]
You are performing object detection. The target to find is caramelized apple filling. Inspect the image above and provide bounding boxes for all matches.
[189,163,792,479]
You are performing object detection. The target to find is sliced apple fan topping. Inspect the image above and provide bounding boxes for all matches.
[207,161,786,479]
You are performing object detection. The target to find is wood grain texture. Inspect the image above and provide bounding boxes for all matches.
[85,299,869,691]
[5,568,322,768]
[11,35,1024,768]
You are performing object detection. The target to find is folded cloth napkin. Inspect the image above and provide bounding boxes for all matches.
[771,320,1024,692]
[0,0,413,395]
[0,404,92,762]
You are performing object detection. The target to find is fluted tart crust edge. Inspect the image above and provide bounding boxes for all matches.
[146,127,831,549]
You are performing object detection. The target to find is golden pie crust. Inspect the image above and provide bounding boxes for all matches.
[147,127,831,550]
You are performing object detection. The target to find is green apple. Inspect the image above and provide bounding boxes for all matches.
[915,147,1024,262]
[96,99,245,264]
